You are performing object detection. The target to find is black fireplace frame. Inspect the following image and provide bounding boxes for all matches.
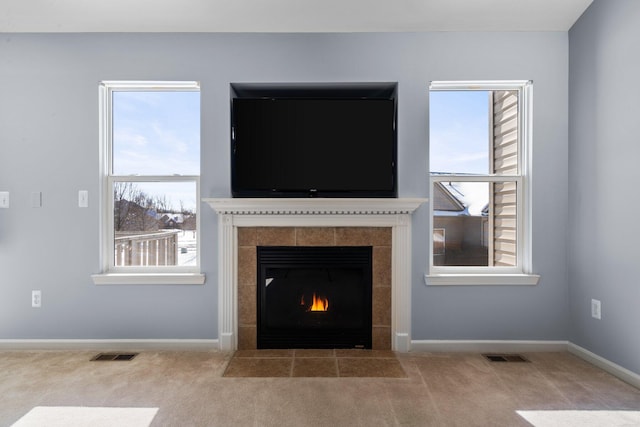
[256,246,373,349]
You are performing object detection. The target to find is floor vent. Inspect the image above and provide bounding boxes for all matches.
[91,353,138,361]
[482,354,529,363]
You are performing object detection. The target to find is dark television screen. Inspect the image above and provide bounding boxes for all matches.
[231,97,397,198]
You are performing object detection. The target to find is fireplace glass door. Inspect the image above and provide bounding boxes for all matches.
[257,246,372,349]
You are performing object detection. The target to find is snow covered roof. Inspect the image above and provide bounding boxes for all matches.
[433,180,488,217]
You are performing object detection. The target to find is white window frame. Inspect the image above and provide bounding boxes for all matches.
[92,81,204,285]
[425,80,539,286]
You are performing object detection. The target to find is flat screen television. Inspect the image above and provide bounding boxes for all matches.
[230,83,397,198]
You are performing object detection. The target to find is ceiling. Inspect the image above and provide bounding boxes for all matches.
[0,0,593,33]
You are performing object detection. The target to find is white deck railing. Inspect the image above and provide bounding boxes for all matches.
[114,230,180,266]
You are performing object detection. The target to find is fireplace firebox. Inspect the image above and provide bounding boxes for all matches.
[257,246,373,349]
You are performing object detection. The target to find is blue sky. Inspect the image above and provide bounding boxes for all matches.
[112,91,200,212]
[429,90,490,174]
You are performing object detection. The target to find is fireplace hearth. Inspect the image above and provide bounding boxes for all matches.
[257,246,372,349]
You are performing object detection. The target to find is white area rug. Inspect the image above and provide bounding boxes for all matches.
[517,410,640,427]
[12,406,159,427]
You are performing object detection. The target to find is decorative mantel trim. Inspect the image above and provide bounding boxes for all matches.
[203,197,427,353]
[203,198,426,216]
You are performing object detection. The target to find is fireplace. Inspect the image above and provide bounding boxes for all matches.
[257,246,373,349]
[203,197,426,352]
[237,226,390,350]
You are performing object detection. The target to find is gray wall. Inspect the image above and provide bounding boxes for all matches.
[0,32,568,342]
[569,0,640,375]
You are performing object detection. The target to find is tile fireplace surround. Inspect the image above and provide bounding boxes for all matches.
[203,198,426,353]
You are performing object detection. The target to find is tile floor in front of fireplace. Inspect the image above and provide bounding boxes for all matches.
[2,350,640,426]
[224,349,407,378]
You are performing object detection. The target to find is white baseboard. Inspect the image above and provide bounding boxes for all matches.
[410,340,569,353]
[0,339,219,351]
[568,343,640,389]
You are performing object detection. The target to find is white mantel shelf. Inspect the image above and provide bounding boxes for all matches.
[203,197,427,353]
[203,197,426,216]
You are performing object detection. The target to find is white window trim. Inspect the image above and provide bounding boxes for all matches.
[425,80,538,286]
[92,81,204,285]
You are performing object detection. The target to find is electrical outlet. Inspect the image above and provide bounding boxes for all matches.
[32,290,41,308]
[591,299,601,319]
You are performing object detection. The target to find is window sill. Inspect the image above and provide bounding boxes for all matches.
[424,273,540,286]
[91,273,205,285]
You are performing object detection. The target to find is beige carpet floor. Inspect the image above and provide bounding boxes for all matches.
[1,350,639,426]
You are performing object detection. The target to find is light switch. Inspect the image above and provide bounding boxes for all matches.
[31,192,42,208]
[78,190,89,208]
[0,192,9,208]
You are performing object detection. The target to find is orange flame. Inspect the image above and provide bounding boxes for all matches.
[307,293,329,312]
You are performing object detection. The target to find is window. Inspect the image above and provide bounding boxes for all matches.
[93,81,204,285]
[426,81,538,285]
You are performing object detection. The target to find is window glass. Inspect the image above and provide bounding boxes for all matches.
[429,91,490,175]
[112,181,198,267]
[432,181,518,267]
[112,91,200,176]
